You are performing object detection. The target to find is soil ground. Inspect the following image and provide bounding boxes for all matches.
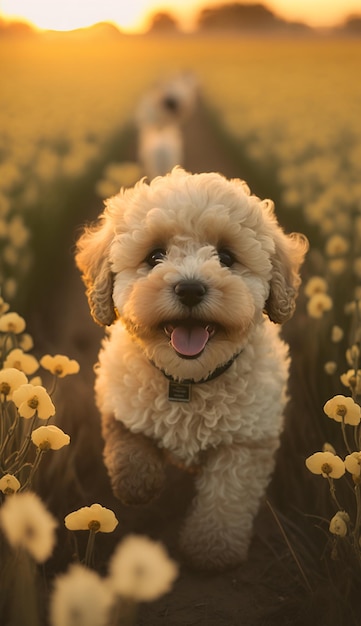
[26,104,360,626]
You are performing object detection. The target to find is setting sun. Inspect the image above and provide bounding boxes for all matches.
[0,0,155,32]
[1,0,361,32]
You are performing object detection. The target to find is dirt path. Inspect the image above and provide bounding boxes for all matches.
[26,104,343,626]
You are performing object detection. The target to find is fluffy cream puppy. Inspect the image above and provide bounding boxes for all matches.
[76,167,308,570]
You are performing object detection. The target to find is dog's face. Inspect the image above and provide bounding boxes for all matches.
[76,168,308,382]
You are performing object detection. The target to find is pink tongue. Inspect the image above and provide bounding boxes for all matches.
[171,325,209,357]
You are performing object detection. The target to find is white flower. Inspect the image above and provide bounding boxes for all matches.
[0,491,57,562]
[108,534,178,601]
[40,354,80,378]
[4,348,39,375]
[0,367,28,400]
[0,312,26,334]
[12,384,55,419]
[65,504,118,533]
[0,473,21,494]
[31,425,70,451]
[49,564,114,626]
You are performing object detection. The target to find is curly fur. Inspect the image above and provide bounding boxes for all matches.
[76,168,308,570]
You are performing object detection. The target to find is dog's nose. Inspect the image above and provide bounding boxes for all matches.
[174,280,207,307]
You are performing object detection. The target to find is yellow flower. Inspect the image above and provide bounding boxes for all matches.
[64,504,118,533]
[0,474,21,494]
[12,384,55,420]
[0,312,26,334]
[322,442,336,454]
[4,348,39,375]
[323,395,361,426]
[346,344,360,367]
[108,534,179,601]
[305,451,345,478]
[340,369,361,395]
[49,564,114,626]
[0,491,57,562]
[0,297,10,315]
[18,333,34,352]
[40,354,80,378]
[31,425,70,451]
[344,451,361,477]
[353,257,361,279]
[304,276,328,298]
[0,368,28,400]
[324,361,337,375]
[328,258,347,276]
[331,325,344,343]
[306,292,333,319]
[329,511,350,537]
[325,234,349,257]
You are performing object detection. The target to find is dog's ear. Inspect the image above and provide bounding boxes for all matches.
[75,216,116,326]
[265,224,308,324]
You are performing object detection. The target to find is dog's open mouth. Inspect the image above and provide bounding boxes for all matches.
[164,322,216,359]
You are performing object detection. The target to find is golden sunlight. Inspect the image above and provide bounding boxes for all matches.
[0,0,359,33]
[0,0,152,32]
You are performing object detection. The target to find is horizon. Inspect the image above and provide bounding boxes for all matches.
[0,0,360,34]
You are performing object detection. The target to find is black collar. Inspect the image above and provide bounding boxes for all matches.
[150,351,242,385]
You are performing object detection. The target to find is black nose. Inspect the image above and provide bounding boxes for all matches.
[174,280,207,307]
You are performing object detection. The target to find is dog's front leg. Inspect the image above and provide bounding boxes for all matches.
[101,414,166,505]
[179,440,279,570]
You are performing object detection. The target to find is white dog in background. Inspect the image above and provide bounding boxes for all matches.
[76,168,308,570]
[135,73,198,179]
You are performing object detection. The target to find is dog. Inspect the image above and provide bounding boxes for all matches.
[137,123,183,181]
[75,168,308,570]
[135,72,198,179]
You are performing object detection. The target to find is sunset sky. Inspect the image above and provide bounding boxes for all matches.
[0,0,360,32]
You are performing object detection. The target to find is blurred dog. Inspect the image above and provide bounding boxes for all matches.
[135,72,198,179]
[76,168,308,570]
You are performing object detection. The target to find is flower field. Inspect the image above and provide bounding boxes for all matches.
[1,32,361,625]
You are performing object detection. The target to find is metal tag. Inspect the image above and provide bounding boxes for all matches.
[168,381,191,402]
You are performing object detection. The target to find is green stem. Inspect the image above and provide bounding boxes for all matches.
[327,477,343,510]
[353,483,361,561]
[10,414,38,469]
[0,410,20,461]
[355,423,361,451]
[341,417,352,455]
[19,449,44,491]
[47,375,58,398]
[109,597,137,626]
[1,332,17,362]
[266,500,313,593]
[84,529,97,568]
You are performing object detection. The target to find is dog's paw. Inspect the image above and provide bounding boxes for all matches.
[103,415,166,505]
[109,451,166,505]
[179,515,249,571]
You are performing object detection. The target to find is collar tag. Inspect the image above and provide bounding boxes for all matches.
[168,381,191,402]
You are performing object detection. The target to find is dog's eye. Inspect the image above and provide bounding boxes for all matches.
[218,250,235,267]
[146,248,167,267]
